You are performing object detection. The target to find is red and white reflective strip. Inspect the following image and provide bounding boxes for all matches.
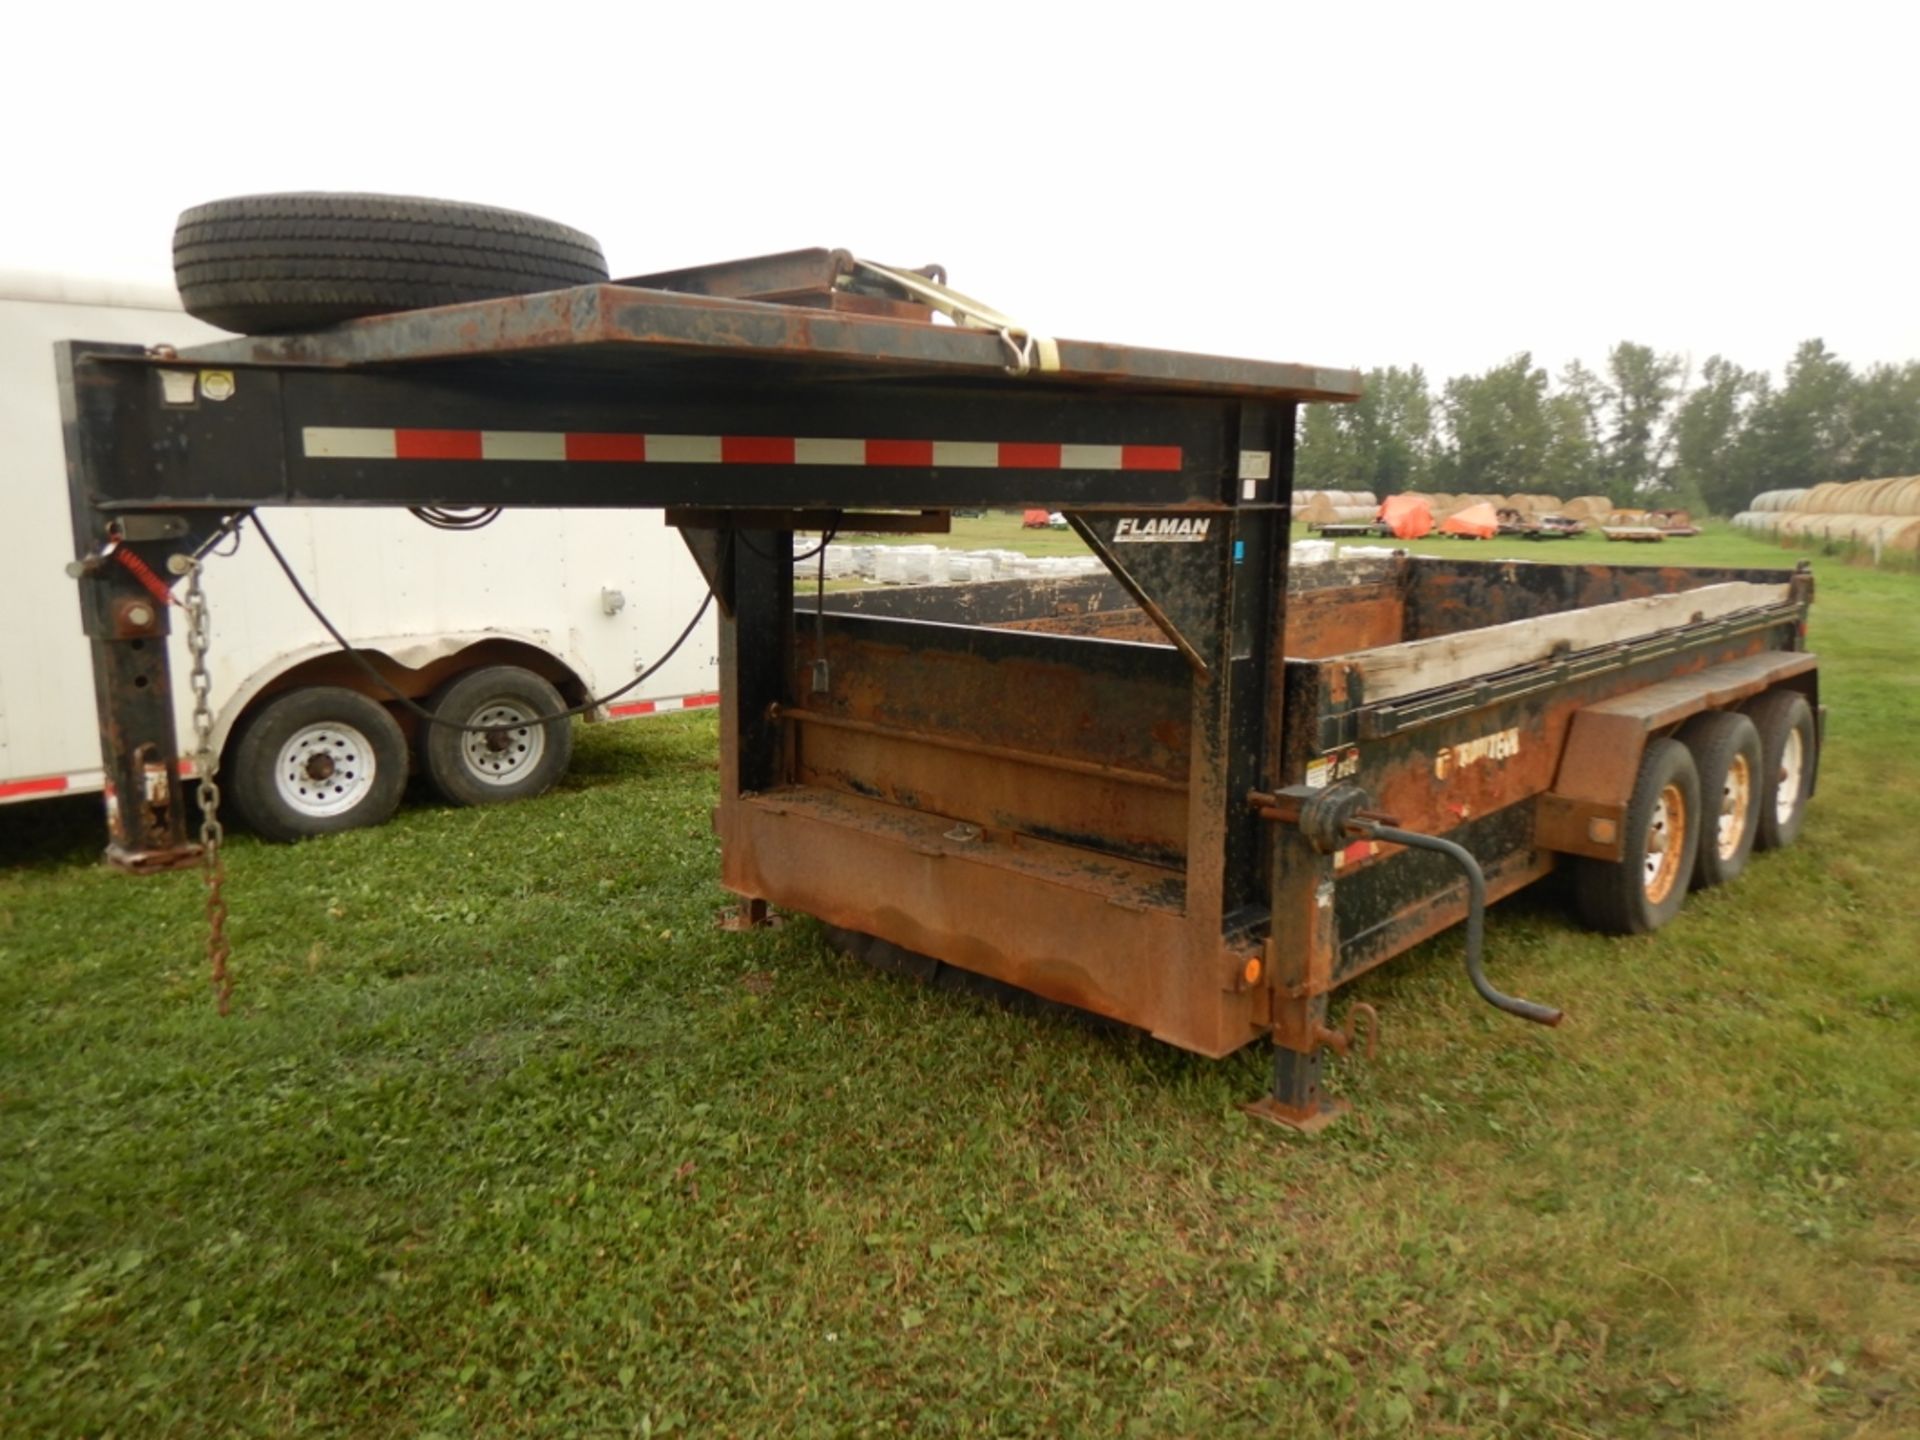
[303,428,1183,472]
[0,768,106,803]
[604,690,721,721]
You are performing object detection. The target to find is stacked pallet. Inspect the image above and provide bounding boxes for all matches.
[1732,475,1920,554]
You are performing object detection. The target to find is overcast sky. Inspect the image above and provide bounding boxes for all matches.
[5,1,1912,388]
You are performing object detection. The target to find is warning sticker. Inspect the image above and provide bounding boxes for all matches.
[1305,747,1360,789]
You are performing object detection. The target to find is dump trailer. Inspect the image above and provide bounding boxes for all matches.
[55,241,1820,1126]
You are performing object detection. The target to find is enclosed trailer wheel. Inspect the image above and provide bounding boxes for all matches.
[226,686,409,842]
[420,666,573,807]
[173,193,610,334]
[1677,709,1762,888]
[1744,689,1816,851]
[1572,737,1700,935]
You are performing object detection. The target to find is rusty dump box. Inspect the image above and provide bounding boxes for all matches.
[56,249,1818,1126]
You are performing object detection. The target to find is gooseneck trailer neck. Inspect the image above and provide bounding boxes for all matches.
[61,275,1358,865]
[57,261,1817,1129]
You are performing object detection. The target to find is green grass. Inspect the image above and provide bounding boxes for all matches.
[3,528,1916,1437]
[863,510,1095,558]
[1308,519,1859,573]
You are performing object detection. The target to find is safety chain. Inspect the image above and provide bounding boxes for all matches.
[179,557,232,1014]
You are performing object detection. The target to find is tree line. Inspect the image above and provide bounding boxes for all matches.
[1296,341,1920,516]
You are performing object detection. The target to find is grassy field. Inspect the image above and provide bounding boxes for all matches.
[2,526,1915,1437]
[859,510,1093,557]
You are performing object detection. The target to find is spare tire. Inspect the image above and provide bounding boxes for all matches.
[173,192,610,334]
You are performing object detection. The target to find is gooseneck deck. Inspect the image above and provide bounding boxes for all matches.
[56,253,1819,1126]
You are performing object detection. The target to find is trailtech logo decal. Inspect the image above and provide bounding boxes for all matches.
[1113,516,1212,543]
[1435,727,1521,779]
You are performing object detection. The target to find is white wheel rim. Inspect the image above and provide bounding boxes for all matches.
[459,699,545,786]
[274,721,378,817]
[1717,753,1753,860]
[1776,730,1805,826]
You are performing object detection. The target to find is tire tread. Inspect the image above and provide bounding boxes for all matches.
[1677,709,1762,889]
[1571,737,1699,935]
[172,193,609,334]
[1744,689,1816,851]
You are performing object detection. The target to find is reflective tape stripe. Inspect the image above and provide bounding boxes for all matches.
[0,767,107,802]
[605,691,722,721]
[303,428,1182,471]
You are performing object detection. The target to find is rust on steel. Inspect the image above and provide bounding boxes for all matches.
[722,553,1814,1067]
[771,705,1189,794]
[167,283,1368,403]
[1538,649,1819,860]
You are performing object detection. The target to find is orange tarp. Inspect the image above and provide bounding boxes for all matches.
[1021,508,1051,528]
[1378,493,1433,539]
[1441,501,1499,539]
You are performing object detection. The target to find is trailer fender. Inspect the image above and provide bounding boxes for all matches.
[1536,650,1818,862]
[204,629,599,759]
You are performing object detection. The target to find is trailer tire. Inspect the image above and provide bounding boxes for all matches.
[420,666,573,807]
[1744,689,1816,852]
[1678,709,1762,889]
[1571,737,1699,935]
[226,687,408,842]
[173,193,609,335]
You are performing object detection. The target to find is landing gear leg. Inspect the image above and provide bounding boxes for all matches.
[719,897,780,931]
[1243,1010,1349,1133]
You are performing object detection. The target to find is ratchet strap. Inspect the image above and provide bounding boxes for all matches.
[850,257,1061,376]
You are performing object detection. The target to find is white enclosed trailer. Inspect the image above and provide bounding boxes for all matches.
[1,272,717,839]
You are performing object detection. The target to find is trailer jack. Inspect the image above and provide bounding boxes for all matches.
[1246,786,1563,1133]
[1345,820,1565,1029]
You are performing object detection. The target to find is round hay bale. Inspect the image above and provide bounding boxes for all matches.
[1772,511,1920,554]
[1892,476,1920,515]
[1775,513,1815,540]
[1563,495,1611,522]
[1301,492,1339,525]
[1847,479,1893,514]
[1867,476,1916,514]
[1802,481,1849,513]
